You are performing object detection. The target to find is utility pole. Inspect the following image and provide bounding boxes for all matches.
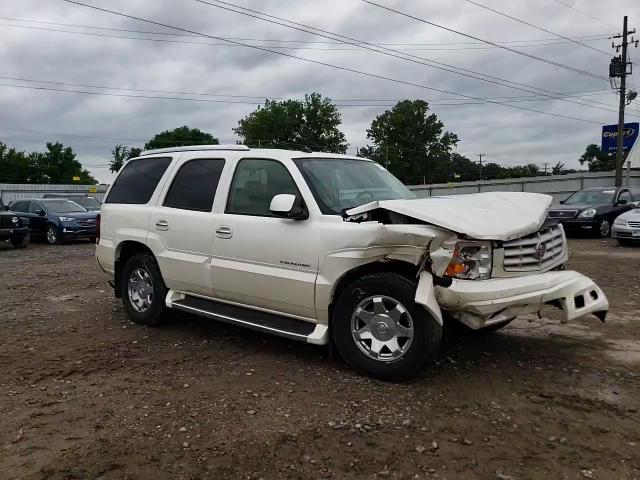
[543,162,548,175]
[611,16,638,186]
[477,153,484,180]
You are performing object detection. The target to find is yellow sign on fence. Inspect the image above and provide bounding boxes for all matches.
[89,185,97,193]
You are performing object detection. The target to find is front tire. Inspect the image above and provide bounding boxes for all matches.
[120,252,167,326]
[11,233,30,249]
[46,224,60,245]
[332,273,442,381]
[598,218,611,238]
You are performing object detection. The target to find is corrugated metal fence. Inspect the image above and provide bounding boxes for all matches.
[407,171,640,203]
[0,183,109,204]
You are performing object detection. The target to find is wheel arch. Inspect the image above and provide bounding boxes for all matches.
[328,260,419,326]
[114,240,155,298]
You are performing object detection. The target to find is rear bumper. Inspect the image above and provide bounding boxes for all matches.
[435,270,608,329]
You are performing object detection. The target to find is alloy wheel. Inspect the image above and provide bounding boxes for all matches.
[350,295,414,362]
[127,267,154,312]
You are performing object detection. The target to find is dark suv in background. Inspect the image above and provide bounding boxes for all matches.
[43,193,102,211]
[9,198,98,244]
[0,200,30,248]
[547,187,640,238]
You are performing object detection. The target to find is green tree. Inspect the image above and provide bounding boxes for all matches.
[110,144,129,173]
[0,142,95,184]
[579,144,615,172]
[144,126,219,150]
[234,93,347,153]
[361,100,459,183]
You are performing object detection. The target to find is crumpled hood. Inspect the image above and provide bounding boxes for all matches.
[346,192,553,241]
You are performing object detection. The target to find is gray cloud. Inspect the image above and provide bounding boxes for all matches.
[0,0,637,183]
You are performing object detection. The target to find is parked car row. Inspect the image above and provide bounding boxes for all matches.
[0,194,101,248]
[548,186,640,245]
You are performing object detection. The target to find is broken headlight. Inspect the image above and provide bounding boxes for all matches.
[445,241,492,280]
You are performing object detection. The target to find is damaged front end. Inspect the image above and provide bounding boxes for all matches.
[344,192,609,329]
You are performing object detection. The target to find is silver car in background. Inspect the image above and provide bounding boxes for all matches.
[612,203,640,246]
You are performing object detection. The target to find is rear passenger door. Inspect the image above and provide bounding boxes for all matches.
[147,155,226,296]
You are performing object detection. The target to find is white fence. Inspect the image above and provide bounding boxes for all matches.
[407,170,640,204]
[0,183,109,204]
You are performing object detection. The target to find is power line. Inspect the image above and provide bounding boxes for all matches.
[55,0,606,124]
[0,75,617,105]
[1,23,620,111]
[360,0,610,82]
[189,0,617,112]
[550,0,618,30]
[461,0,611,56]
[0,19,613,50]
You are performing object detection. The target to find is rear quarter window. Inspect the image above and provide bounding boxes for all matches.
[105,157,172,204]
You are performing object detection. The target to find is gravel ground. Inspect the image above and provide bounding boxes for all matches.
[0,238,639,480]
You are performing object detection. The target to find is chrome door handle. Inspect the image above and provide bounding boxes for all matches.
[155,219,169,231]
[215,225,232,238]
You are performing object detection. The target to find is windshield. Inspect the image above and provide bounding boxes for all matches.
[294,158,415,215]
[564,189,614,205]
[72,196,101,209]
[43,200,87,213]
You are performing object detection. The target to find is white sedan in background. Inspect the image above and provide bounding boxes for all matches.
[613,205,640,246]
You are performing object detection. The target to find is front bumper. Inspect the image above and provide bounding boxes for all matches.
[60,224,96,239]
[435,270,608,329]
[0,226,29,242]
[555,218,601,231]
[612,224,640,240]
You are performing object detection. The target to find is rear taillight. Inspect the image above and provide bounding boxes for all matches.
[96,213,101,244]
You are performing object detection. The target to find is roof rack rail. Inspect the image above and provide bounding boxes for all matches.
[140,144,250,156]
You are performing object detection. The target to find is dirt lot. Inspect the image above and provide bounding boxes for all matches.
[0,238,639,480]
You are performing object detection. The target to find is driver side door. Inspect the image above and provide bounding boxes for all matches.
[211,157,319,320]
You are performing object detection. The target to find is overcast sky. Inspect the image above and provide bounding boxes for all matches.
[1,0,639,184]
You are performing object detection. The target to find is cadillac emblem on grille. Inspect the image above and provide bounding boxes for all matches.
[533,242,547,260]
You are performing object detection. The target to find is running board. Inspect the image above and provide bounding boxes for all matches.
[165,291,328,345]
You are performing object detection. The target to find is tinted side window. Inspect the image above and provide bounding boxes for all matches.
[618,190,632,203]
[105,157,172,204]
[29,201,43,213]
[11,201,28,212]
[226,159,300,216]
[163,159,225,212]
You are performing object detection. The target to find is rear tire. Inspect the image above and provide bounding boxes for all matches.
[120,252,167,326]
[598,218,611,238]
[332,272,442,381]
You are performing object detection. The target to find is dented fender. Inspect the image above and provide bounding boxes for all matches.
[414,271,444,326]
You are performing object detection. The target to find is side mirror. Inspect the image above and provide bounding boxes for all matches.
[269,194,308,220]
[617,199,628,205]
[36,209,46,216]
[559,200,565,204]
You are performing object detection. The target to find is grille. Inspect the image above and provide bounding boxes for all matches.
[628,221,640,228]
[0,215,17,228]
[77,219,96,227]
[548,209,578,219]
[503,224,566,272]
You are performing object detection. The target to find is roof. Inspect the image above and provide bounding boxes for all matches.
[137,144,365,161]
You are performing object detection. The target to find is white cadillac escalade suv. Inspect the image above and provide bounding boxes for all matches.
[96,145,608,380]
